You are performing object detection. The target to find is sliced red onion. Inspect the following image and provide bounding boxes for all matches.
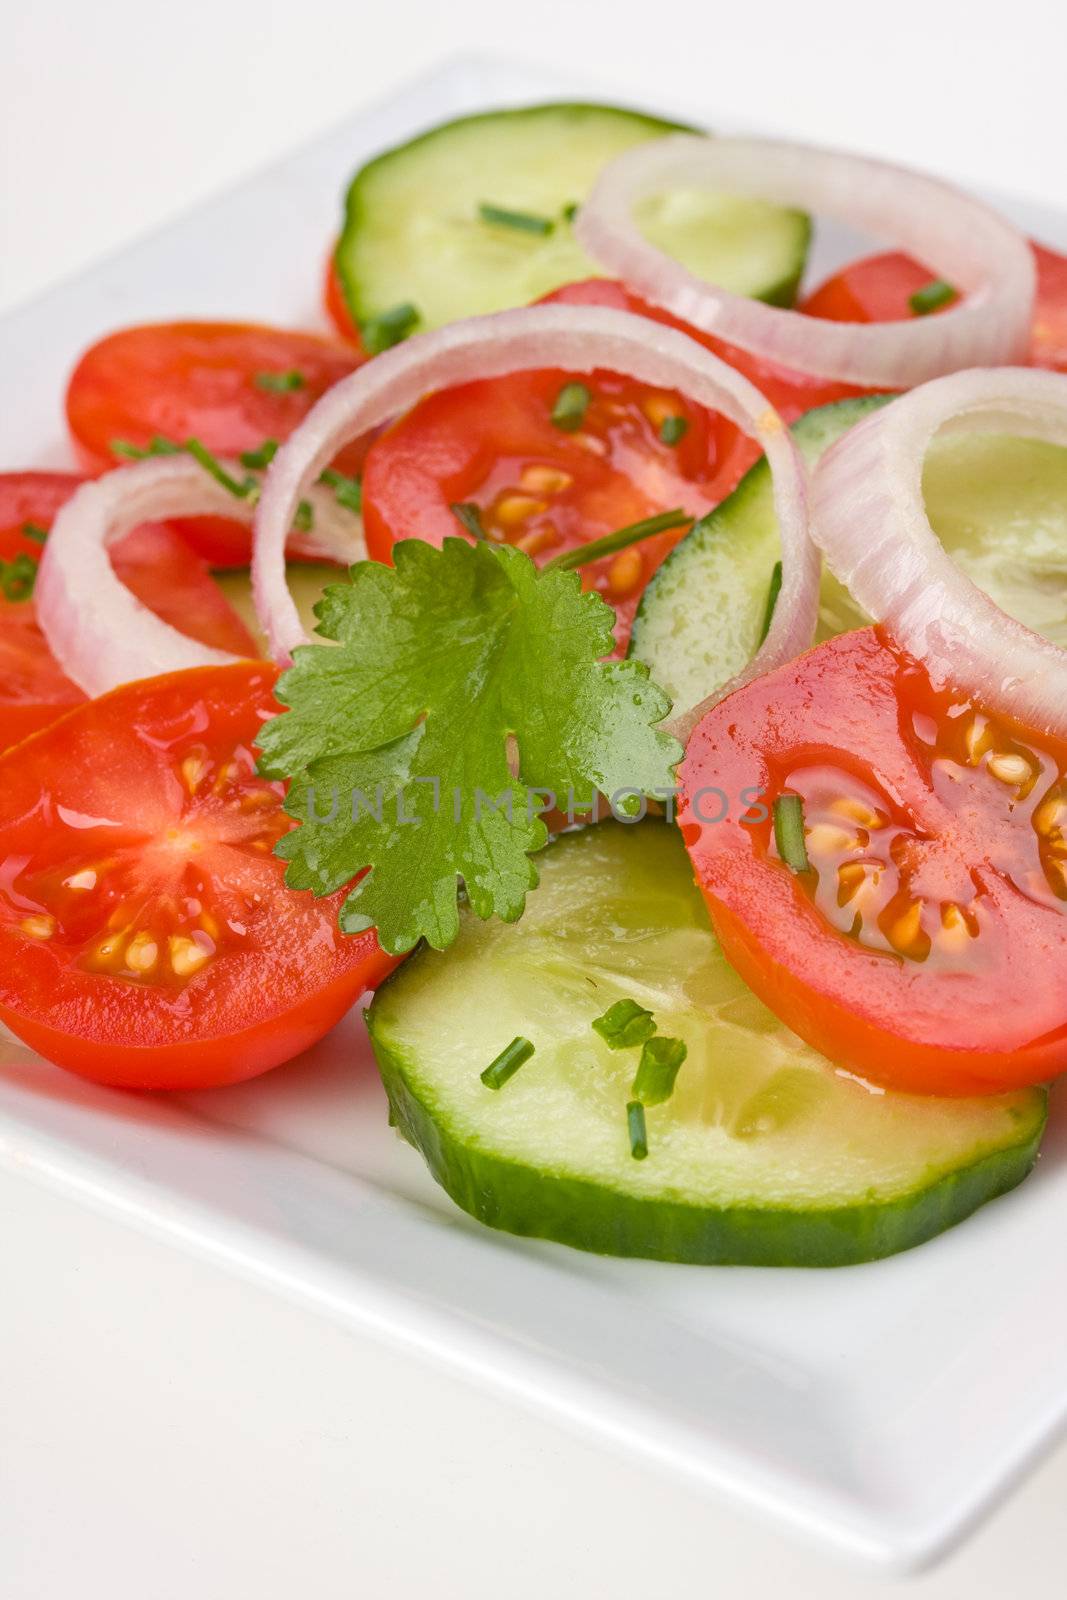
[811,367,1067,734]
[37,455,363,697]
[253,302,814,737]
[575,135,1035,388]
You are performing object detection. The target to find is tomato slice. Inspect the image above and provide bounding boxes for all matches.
[0,663,396,1089]
[0,472,258,753]
[361,278,859,648]
[65,322,367,566]
[324,248,362,345]
[679,627,1067,1096]
[803,242,1067,371]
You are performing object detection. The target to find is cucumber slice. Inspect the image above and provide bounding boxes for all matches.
[633,397,1067,723]
[367,822,1045,1267]
[630,396,887,724]
[215,564,337,653]
[337,103,810,335]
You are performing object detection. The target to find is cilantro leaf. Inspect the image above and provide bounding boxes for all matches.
[257,537,681,955]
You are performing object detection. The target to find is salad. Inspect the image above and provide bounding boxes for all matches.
[3,100,1066,1267]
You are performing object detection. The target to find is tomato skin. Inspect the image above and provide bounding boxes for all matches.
[0,664,398,1090]
[803,241,1067,371]
[65,322,367,566]
[324,249,362,345]
[680,628,1067,1096]
[0,472,257,754]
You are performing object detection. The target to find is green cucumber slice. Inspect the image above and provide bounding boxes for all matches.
[367,821,1045,1267]
[336,103,810,335]
[633,397,1067,724]
[215,564,336,653]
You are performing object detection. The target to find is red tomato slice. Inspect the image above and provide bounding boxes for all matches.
[680,628,1067,1096]
[361,279,859,648]
[324,249,362,345]
[65,322,367,566]
[0,472,257,753]
[803,242,1067,371]
[0,663,397,1089]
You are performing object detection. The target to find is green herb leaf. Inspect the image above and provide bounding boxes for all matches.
[757,560,783,646]
[258,537,681,955]
[293,499,314,534]
[909,279,957,316]
[551,381,591,433]
[319,467,363,514]
[592,997,657,1050]
[631,1035,687,1105]
[254,369,307,392]
[481,1036,535,1090]
[361,302,420,355]
[773,793,810,873]
[109,435,181,460]
[240,439,280,470]
[659,415,688,446]
[185,438,257,501]
[450,502,488,541]
[543,509,689,573]
[627,1101,648,1160]
[561,201,579,224]
[21,522,48,545]
[0,550,38,602]
[478,202,555,236]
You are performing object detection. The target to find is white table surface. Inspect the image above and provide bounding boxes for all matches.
[4,5,1067,1595]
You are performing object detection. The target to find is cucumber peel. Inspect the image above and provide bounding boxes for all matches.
[367,822,1045,1267]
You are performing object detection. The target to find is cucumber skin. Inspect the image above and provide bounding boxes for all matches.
[367,1012,1046,1269]
[336,102,808,329]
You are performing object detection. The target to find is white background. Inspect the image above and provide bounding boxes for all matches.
[3,2,1067,1595]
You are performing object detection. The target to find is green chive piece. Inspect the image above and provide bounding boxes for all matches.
[0,550,38,602]
[758,560,783,645]
[909,279,957,316]
[319,467,363,514]
[561,201,579,223]
[551,381,591,433]
[293,499,314,534]
[627,1101,648,1160]
[109,435,180,461]
[659,415,688,446]
[254,369,307,393]
[478,202,555,237]
[21,522,48,545]
[185,438,257,501]
[632,1035,688,1106]
[773,793,810,874]
[239,439,279,471]
[592,997,657,1050]
[450,502,488,541]
[481,1036,536,1090]
[542,508,690,572]
[361,302,420,356]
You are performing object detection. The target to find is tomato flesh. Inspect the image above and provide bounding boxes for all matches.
[680,628,1067,1095]
[0,664,397,1089]
[0,472,257,753]
[803,242,1067,371]
[324,249,362,345]
[65,322,367,566]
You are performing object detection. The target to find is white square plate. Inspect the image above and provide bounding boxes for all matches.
[2,56,1066,1577]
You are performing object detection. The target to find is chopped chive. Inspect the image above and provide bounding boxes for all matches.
[478,202,555,237]
[773,793,810,873]
[293,499,314,533]
[757,560,783,645]
[659,415,688,446]
[626,1100,648,1160]
[450,501,488,541]
[481,1036,535,1090]
[360,302,420,356]
[185,437,257,501]
[909,279,957,316]
[631,1035,688,1106]
[239,439,279,471]
[542,508,690,572]
[21,522,48,545]
[319,467,363,514]
[561,201,579,223]
[254,369,307,392]
[592,997,657,1050]
[109,435,180,460]
[550,381,591,433]
[0,550,38,602]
